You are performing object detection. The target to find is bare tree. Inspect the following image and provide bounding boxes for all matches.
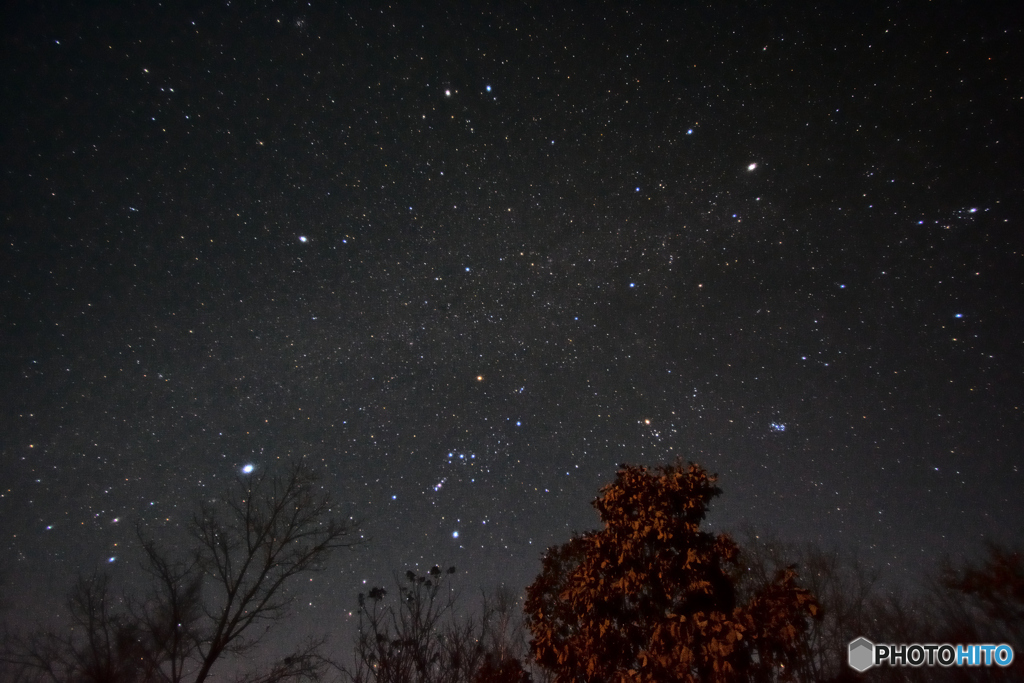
[472,586,532,683]
[184,459,359,682]
[2,573,144,683]
[2,458,360,683]
[735,532,883,682]
[923,544,1024,682]
[343,567,530,683]
[733,532,1000,683]
[938,543,1024,648]
[478,586,529,668]
[126,539,204,683]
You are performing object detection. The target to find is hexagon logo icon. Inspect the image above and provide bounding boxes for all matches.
[848,637,875,672]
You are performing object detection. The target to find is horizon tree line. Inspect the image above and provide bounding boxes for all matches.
[2,457,1021,682]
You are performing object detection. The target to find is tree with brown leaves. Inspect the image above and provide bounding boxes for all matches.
[524,461,818,683]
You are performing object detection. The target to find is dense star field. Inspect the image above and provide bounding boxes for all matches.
[1,0,1021,640]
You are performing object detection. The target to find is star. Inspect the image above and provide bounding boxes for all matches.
[6,2,1019,651]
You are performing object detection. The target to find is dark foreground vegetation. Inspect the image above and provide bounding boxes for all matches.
[2,459,1021,682]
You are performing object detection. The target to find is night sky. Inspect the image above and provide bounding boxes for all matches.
[2,0,1022,641]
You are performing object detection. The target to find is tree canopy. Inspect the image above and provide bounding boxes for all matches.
[524,460,819,682]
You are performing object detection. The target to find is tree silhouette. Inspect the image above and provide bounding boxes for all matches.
[524,461,819,682]
[2,458,359,683]
[931,543,1024,680]
[735,531,913,683]
[472,654,532,683]
[345,567,531,683]
[1,573,145,683]
[941,543,1024,645]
